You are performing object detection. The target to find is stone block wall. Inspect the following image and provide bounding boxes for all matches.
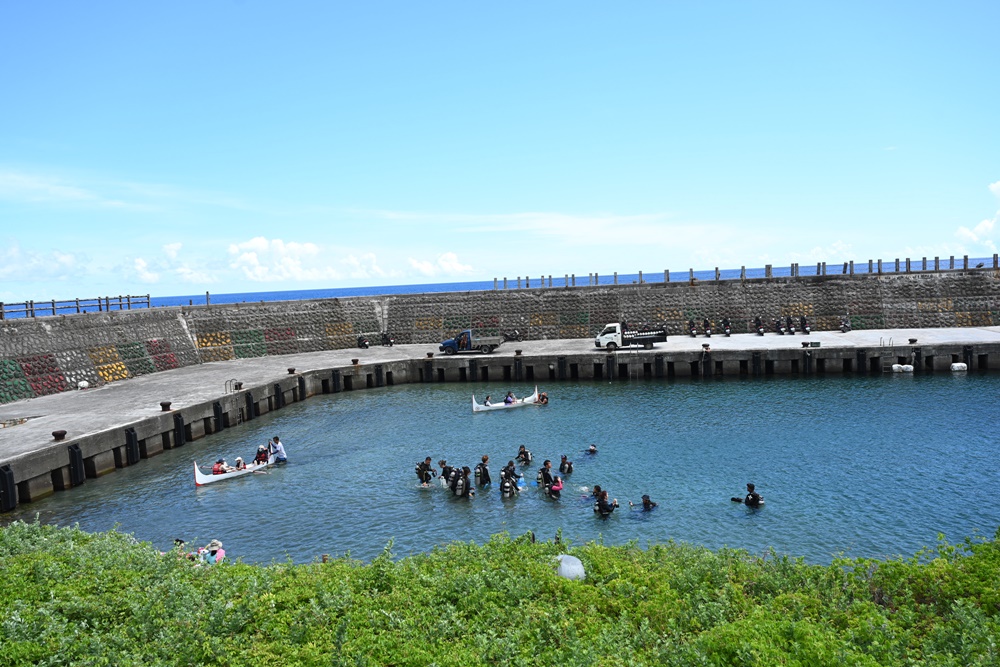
[0,310,198,404]
[1,271,998,404]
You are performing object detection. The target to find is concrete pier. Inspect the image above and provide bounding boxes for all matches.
[1,326,999,511]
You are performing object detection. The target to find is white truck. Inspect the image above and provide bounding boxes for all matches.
[594,322,668,350]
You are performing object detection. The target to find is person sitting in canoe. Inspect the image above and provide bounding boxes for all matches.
[537,392,549,405]
[504,391,516,405]
[483,395,492,406]
[515,445,532,465]
[269,436,288,463]
[211,459,233,475]
[233,457,246,471]
[252,445,269,465]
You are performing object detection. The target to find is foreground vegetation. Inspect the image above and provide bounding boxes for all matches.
[1,522,999,666]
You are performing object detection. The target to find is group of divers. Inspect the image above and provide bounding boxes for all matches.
[417,445,764,516]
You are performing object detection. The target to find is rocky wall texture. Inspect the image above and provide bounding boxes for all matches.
[1,271,997,404]
[0,310,198,404]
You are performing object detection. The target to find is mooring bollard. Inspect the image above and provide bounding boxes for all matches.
[160,401,172,412]
[52,430,67,441]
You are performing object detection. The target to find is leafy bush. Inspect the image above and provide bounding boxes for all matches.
[1,522,999,666]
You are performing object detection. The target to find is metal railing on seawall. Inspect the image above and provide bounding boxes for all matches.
[0,295,151,320]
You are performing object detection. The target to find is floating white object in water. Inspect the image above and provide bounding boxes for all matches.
[555,554,585,580]
[950,363,968,372]
[892,364,914,373]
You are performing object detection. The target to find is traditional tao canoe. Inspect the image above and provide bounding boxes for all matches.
[194,455,274,486]
[472,387,540,412]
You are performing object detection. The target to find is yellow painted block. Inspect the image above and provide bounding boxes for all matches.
[918,299,953,313]
[656,309,683,321]
[88,346,121,366]
[326,322,353,337]
[414,317,443,331]
[196,332,232,348]
[530,312,557,326]
[96,362,129,383]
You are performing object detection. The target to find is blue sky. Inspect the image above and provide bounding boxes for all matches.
[2,1,998,300]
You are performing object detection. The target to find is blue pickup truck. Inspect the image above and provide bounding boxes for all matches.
[439,329,504,355]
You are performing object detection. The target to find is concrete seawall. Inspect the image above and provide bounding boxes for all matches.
[1,325,998,513]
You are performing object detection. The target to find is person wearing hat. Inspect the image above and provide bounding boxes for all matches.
[202,539,225,565]
[233,457,246,470]
[253,444,269,465]
[630,495,657,511]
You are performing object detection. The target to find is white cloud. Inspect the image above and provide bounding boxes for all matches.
[341,252,390,280]
[228,236,343,282]
[163,242,182,259]
[989,180,1000,197]
[0,243,78,280]
[408,252,473,277]
[133,258,159,283]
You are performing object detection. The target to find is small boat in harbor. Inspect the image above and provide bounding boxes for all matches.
[194,456,274,486]
[472,387,540,412]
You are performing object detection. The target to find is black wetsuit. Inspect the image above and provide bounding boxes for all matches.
[559,460,573,474]
[440,465,454,482]
[475,462,491,485]
[454,474,472,498]
[500,475,517,498]
[744,491,763,508]
[501,464,519,484]
[538,467,554,489]
[516,449,532,465]
[595,497,617,516]
[415,461,434,484]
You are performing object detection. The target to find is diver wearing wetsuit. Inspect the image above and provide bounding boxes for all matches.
[594,490,619,517]
[474,455,491,485]
[515,445,532,465]
[538,460,554,490]
[559,455,573,474]
[744,483,763,507]
[415,457,435,486]
[453,467,474,498]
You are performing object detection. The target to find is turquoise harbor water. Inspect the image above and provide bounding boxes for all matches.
[4,373,998,564]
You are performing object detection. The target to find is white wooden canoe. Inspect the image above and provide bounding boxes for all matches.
[194,456,274,486]
[472,387,540,412]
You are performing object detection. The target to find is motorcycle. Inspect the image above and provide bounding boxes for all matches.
[502,329,523,342]
[381,332,394,347]
[800,316,811,335]
[688,320,697,337]
[357,335,370,349]
[722,317,732,337]
[840,317,852,333]
[774,318,786,335]
[754,317,765,336]
[786,316,796,335]
[703,318,712,338]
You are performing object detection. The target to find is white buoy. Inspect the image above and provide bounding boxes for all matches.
[892,364,904,372]
[950,362,968,372]
[901,365,914,372]
[555,554,585,580]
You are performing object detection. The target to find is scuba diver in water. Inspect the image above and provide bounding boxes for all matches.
[629,494,657,511]
[501,460,520,483]
[731,482,764,507]
[474,455,491,485]
[559,455,574,474]
[548,475,564,499]
[594,490,619,517]
[499,469,519,498]
[515,445,533,465]
[415,457,436,487]
[453,466,474,498]
[537,459,554,491]
[585,444,598,455]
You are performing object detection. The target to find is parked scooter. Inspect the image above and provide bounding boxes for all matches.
[840,317,852,333]
[774,318,786,335]
[381,332,394,346]
[800,316,811,335]
[786,316,796,335]
[688,320,697,337]
[357,335,370,349]
[754,316,765,336]
[722,317,732,337]
[502,329,523,342]
[703,318,712,338]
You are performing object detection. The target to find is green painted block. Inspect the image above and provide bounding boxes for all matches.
[125,357,156,376]
[0,359,26,382]
[117,342,147,360]
[234,343,267,359]
[232,329,265,345]
[0,377,34,404]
